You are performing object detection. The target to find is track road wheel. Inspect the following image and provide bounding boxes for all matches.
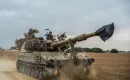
[28,66,31,76]
[38,68,43,80]
[31,67,34,76]
[21,65,24,73]
[24,66,27,74]
[23,65,26,74]
[32,68,35,77]
[34,68,38,78]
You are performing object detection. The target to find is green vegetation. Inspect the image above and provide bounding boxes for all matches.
[111,49,119,53]
[73,47,121,53]
[74,47,104,53]
[91,48,104,53]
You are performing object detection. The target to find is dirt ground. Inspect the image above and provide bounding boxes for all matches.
[0,51,130,80]
[86,53,130,80]
[0,51,36,80]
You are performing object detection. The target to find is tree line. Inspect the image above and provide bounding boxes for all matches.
[73,47,119,53]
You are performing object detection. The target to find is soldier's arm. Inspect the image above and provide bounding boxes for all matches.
[51,35,53,39]
[46,36,49,40]
[31,33,35,38]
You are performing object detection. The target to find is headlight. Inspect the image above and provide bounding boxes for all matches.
[84,67,87,73]
[47,69,58,76]
[54,70,58,76]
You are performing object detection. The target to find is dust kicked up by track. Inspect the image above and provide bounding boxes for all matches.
[58,61,97,80]
[0,51,36,80]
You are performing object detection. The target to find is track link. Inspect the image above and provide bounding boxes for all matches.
[16,60,52,80]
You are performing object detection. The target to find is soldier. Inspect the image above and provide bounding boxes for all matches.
[28,28,35,38]
[46,31,53,40]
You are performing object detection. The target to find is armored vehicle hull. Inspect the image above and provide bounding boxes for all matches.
[16,52,94,80]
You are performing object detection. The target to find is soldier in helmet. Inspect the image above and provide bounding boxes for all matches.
[28,28,35,38]
[46,31,53,40]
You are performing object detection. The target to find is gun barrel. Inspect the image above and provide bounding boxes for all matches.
[51,23,114,47]
[52,32,96,47]
[70,32,96,42]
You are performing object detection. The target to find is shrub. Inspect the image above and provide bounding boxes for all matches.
[111,49,118,53]
[84,48,91,52]
[91,48,104,53]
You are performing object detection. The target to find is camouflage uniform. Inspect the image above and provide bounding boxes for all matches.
[28,28,35,38]
[46,31,53,40]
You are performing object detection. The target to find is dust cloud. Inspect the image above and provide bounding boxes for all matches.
[0,51,37,80]
[58,62,97,80]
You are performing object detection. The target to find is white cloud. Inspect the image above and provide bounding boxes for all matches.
[0,10,17,16]
[112,29,130,40]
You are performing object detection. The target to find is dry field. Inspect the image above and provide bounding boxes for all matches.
[0,51,130,80]
[86,53,130,80]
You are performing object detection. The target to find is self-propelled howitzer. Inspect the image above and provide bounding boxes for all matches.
[16,23,114,80]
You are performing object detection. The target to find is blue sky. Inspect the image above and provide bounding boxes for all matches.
[0,0,130,51]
